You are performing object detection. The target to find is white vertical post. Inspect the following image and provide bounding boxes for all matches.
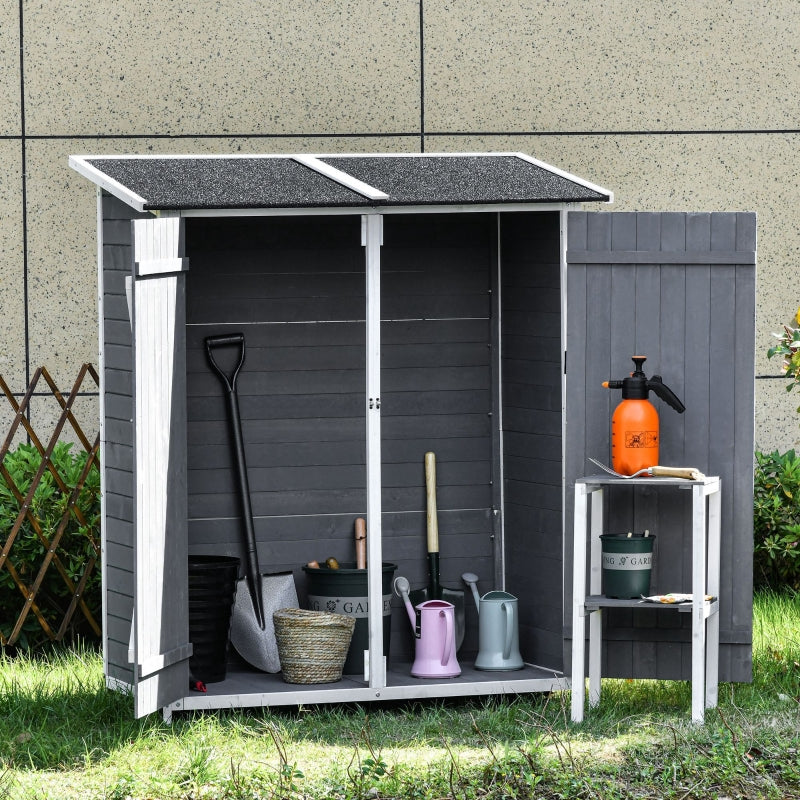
[705,479,722,710]
[363,214,385,689]
[588,487,604,707]
[571,482,588,722]
[691,482,708,723]
[96,189,110,682]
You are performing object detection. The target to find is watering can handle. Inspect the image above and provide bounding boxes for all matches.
[441,609,453,667]
[502,602,514,661]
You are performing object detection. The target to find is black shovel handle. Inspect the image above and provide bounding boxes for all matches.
[205,333,265,629]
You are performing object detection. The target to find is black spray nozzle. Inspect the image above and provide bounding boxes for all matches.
[603,356,685,414]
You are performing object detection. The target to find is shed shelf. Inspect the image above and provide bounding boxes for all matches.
[583,596,719,617]
[169,662,567,717]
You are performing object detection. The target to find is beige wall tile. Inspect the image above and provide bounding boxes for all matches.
[431,132,798,451]
[23,1,420,136]
[424,1,800,133]
[755,379,800,454]
[25,141,101,389]
[0,3,19,136]
[0,141,26,391]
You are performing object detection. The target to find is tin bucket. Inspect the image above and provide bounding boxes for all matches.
[303,562,396,674]
[600,533,655,598]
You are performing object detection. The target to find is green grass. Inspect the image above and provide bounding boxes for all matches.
[2,591,800,799]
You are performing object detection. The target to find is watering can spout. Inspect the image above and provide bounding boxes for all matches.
[393,576,420,637]
[461,572,481,613]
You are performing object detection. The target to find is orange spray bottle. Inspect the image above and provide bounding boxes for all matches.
[602,356,685,476]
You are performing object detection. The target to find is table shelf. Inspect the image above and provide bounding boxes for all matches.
[570,474,721,724]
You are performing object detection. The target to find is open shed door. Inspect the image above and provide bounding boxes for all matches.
[130,216,192,717]
[565,211,756,682]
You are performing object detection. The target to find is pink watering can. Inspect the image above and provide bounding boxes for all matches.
[394,576,460,678]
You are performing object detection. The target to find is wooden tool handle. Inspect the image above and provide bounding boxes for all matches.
[650,466,704,480]
[355,517,367,569]
[425,451,439,553]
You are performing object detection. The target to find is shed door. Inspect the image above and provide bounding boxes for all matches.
[130,217,192,717]
[565,211,756,682]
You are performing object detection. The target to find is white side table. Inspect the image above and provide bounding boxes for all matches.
[570,474,721,724]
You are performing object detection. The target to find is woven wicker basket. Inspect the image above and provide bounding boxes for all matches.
[273,608,355,684]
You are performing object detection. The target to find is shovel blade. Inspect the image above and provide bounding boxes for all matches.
[230,572,298,673]
[408,585,465,651]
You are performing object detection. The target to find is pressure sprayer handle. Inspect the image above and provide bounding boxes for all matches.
[647,375,686,413]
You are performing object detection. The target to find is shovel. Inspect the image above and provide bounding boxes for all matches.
[588,457,703,481]
[205,333,265,629]
[409,452,465,650]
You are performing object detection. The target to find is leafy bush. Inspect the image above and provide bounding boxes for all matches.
[768,308,800,408]
[0,442,101,648]
[753,449,800,590]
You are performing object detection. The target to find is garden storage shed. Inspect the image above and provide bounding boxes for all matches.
[70,152,756,719]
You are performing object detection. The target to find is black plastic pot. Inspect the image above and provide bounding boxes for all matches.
[188,555,240,683]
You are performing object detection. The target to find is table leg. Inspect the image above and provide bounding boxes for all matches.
[691,483,708,723]
[571,484,588,722]
[706,483,721,709]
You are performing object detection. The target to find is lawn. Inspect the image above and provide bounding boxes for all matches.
[2,590,800,799]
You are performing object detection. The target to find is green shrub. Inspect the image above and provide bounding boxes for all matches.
[753,449,800,590]
[0,442,101,648]
[768,310,800,408]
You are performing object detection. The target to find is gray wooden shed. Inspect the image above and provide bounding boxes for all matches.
[69,152,756,719]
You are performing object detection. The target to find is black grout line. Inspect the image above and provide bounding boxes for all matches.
[419,0,425,153]
[18,0,30,403]
[426,128,800,137]
[2,129,799,143]
[2,132,422,141]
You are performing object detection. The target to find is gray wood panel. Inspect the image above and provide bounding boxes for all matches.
[499,211,565,672]
[565,211,756,683]
[184,213,498,629]
[100,193,142,688]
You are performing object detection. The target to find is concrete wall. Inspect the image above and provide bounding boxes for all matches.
[2,0,798,452]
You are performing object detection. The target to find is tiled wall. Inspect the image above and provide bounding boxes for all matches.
[2,1,799,451]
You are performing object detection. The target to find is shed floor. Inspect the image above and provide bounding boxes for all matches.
[168,662,567,714]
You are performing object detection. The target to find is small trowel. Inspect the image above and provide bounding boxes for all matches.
[588,457,703,481]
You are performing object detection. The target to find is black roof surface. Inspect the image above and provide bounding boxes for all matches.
[70,153,612,211]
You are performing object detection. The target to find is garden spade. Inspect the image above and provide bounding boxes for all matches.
[206,334,300,673]
[205,333,266,629]
[409,452,465,650]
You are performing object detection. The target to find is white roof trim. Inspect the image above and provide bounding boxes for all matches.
[68,155,149,212]
[291,155,389,201]
[512,152,614,203]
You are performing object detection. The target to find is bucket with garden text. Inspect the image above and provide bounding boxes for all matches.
[600,533,655,598]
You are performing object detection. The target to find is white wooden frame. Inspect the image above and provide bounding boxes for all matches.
[570,475,721,724]
[130,215,193,717]
[363,213,385,686]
